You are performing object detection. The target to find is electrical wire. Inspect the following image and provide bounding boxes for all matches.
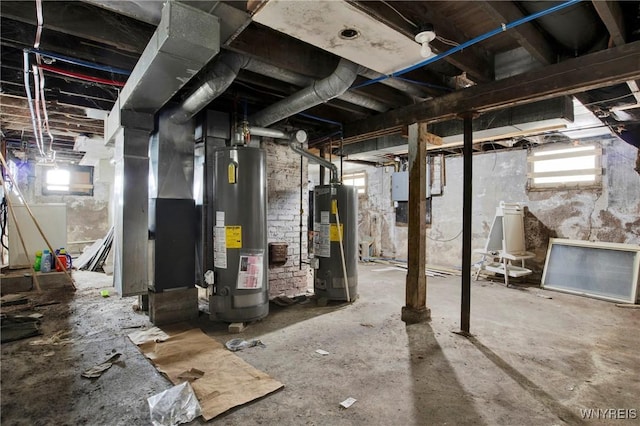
[0,196,9,251]
[581,93,636,107]
[380,0,418,28]
[26,48,132,76]
[426,229,463,242]
[32,65,47,157]
[352,0,582,89]
[39,64,126,87]
[23,50,45,157]
[34,0,56,161]
[394,77,453,92]
[436,35,460,47]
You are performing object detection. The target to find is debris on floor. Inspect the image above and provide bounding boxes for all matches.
[225,338,265,352]
[339,397,357,409]
[360,323,374,328]
[74,226,114,272]
[132,328,283,421]
[0,294,29,307]
[29,330,73,346]
[271,294,311,307]
[536,293,553,299]
[177,368,205,382]
[315,349,330,355]
[615,303,640,309]
[81,353,122,379]
[148,381,202,426]
[0,314,41,342]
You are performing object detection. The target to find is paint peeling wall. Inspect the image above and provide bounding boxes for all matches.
[13,162,111,253]
[356,166,397,258]
[422,139,640,280]
[264,141,312,297]
[355,139,639,283]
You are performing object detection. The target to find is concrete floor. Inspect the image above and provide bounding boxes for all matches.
[1,264,639,425]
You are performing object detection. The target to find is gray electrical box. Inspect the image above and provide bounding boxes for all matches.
[392,169,432,201]
[391,171,409,201]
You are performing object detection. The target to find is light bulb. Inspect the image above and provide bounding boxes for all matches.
[420,42,432,58]
[415,30,436,59]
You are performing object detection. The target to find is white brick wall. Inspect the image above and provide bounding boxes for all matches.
[265,141,313,297]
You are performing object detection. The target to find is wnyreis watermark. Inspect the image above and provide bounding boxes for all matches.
[580,408,637,420]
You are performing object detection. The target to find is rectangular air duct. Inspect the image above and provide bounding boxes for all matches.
[252,0,424,75]
[105,1,220,143]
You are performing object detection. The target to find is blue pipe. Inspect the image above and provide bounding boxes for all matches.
[395,77,453,92]
[26,48,132,76]
[352,0,582,89]
[297,112,343,128]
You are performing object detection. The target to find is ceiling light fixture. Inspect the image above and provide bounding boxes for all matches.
[414,24,435,58]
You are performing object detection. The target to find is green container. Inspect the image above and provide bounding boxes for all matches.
[34,250,43,272]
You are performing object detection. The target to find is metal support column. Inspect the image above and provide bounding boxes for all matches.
[461,113,474,334]
[113,111,154,297]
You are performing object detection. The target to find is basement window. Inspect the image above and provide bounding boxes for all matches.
[527,144,602,190]
[43,165,94,196]
[342,171,367,194]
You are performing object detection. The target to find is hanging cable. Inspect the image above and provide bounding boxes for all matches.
[352,0,582,89]
[32,65,48,158]
[23,50,45,157]
[26,48,132,76]
[39,64,126,87]
[39,70,55,152]
[380,0,418,28]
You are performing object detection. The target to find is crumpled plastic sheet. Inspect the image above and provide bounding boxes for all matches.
[225,338,265,352]
[148,382,202,426]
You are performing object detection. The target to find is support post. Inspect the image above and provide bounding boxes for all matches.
[113,111,154,297]
[402,123,430,324]
[461,113,474,334]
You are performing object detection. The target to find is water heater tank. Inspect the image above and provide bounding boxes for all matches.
[210,146,268,322]
[313,183,358,301]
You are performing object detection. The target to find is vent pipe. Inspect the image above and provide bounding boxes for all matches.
[251,59,360,127]
[171,52,250,123]
[288,130,339,183]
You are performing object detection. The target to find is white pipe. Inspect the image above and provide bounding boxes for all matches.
[23,50,44,157]
[32,65,46,157]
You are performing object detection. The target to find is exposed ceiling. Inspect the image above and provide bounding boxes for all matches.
[1,0,640,166]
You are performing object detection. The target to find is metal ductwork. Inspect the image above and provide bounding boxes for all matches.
[243,59,388,112]
[171,52,251,123]
[250,59,360,127]
[519,1,607,54]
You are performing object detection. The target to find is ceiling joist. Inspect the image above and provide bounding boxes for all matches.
[344,40,640,139]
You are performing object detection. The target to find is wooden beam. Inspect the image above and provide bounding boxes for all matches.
[351,1,493,83]
[229,23,338,80]
[0,18,139,71]
[479,1,556,65]
[401,123,430,324]
[344,40,640,139]
[591,0,626,46]
[0,1,154,54]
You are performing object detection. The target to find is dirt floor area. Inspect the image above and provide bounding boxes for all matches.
[1,264,639,425]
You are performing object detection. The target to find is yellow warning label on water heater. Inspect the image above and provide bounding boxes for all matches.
[331,199,337,214]
[228,163,237,184]
[225,226,242,248]
[329,223,343,242]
